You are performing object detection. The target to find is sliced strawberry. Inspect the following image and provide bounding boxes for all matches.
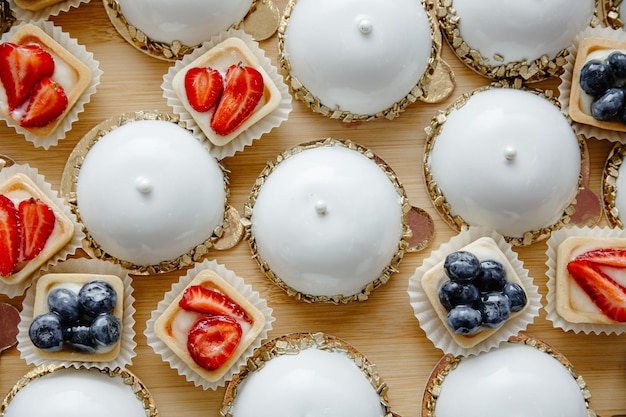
[0,42,54,110]
[567,259,626,322]
[210,62,263,136]
[184,67,223,112]
[179,285,251,323]
[19,77,68,128]
[187,315,242,370]
[0,195,20,276]
[574,248,626,268]
[18,198,55,260]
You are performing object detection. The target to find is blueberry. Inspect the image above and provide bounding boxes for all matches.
[591,87,626,121]
[78,280,117,319]
[29,312,64,352]
[90,313,121,347]
[47,288,79,324]
[475,260,506,292]
[503,282,527,312]
[65,325,97,353]
[446,305,483,335]
[438,280,480,311]
[580,59,614,96]
[608,51,626,79]
[480,292,511,328]
[443,251,480,283]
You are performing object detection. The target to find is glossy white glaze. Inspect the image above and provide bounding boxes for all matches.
[453,0,595,65]
[282,0,432,115]
[250,145,403,297]
[117,0,253,46]
[435,343,588,417]
[428,88,581,238]
[3,368,147,417]
[230,348,385,417]
[76,120,226,266]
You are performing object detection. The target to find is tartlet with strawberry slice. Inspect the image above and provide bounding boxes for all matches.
[151,265,271,388]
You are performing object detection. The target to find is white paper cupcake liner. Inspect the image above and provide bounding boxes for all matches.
[559,26,626,143]
[16,257,137,370]
[145,259,274,390]
[0,19,102,149]
[545,225,626,335]
[8,0,90,21]
[407,227,541,357]
[0,163,84,298]
[162,28,292,160]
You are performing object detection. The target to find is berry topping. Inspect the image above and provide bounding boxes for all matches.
[573,247,626,267]
[580,59,614,96]
[0,194,20,277]
[210,62,264,136]
[19,76,68,128]
[90,313,121,347]
[77,280,118,319]
[185,66,224,112]
[47,287,79,324]
[29,311,64,352]
[503,282,527,313]
[0,42,54,110]
[591,87,626,121]
[187,315,242,370]
[65,324,97,353]
[475,260,506,292]
[443,251,481,282]
[608,51,626,78]
[438,280,480,311]
[18,197,56,260]
[446,305,483,335]
[567,259,626,322]
[179,285,251,324]
[480,292,511,328]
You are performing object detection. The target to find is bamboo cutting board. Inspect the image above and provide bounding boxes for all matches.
[0,2,625,416]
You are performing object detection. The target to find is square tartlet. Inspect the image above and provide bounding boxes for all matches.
[569,36,626,133]
[0,173,74,285]
[0,23,91,138]
[154,269,267,383]
[171,36,282,147]
[30,272,124,362]
[555,235,626,324]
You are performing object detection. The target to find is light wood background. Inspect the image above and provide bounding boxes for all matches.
[1,2,625,416]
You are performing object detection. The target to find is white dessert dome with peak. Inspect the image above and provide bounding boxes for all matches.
[76,119,226,267]
[426,87,581,239]
[248,140,406,300]
[280,0,434,116]
[116,0,253,46]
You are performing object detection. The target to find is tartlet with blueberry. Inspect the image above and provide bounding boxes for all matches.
[408,229,541,356]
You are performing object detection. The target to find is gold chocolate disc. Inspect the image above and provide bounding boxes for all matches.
[243,0,280,41]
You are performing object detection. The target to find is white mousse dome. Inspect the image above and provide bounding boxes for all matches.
[451,0,595,66]
[229,348,385,417]
[281,0,433,116]
[117,0,253,46]
[76,119,226,267]
[249,142,404,298]
[434,343,589,417]
[426,88,581,239]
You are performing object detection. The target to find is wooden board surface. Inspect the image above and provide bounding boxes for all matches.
[1,2,625,416]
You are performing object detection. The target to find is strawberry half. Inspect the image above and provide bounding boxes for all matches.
[0,195,20,276]
[0,42,54,110]
[574,248,626,268]
[18,198,55,261]
[179,285,251,323]
[19,77,68,128]
[567,259,626,322]
[185,67,223,112]
[210,62,264,136]
[187,315,242,370]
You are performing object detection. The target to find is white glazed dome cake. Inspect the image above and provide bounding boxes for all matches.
[246,139,410,302]
[279,0,448,120]
[438,0,597,81]
[74,117,226,271]
[423,336,592,417]
[425,87,581,245]
[222,333,391,417]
